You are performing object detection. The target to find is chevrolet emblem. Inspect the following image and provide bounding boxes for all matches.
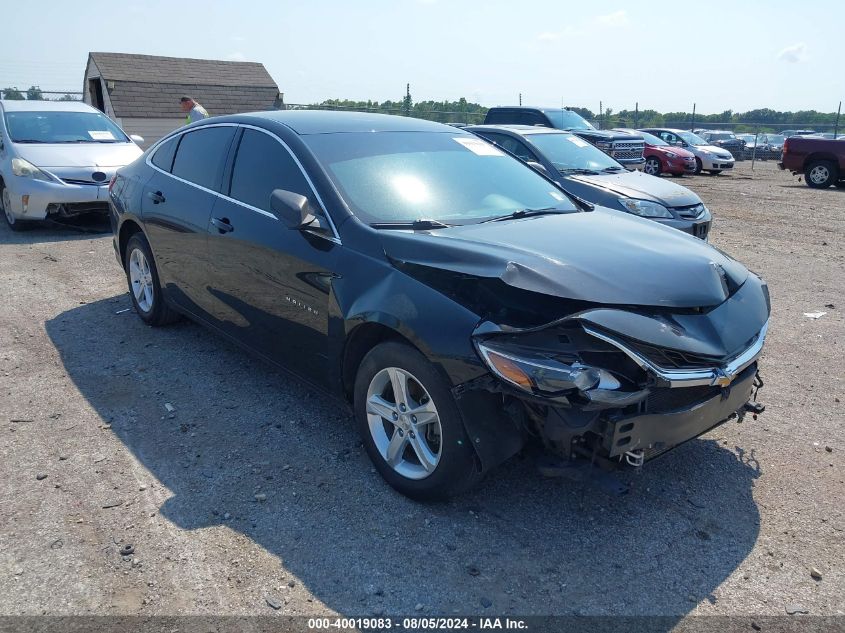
[712,369,734,388]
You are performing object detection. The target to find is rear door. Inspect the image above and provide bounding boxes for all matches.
[205,126,341,386]
[141,125,236,317]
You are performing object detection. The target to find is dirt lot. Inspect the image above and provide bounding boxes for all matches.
[1,160,843,623]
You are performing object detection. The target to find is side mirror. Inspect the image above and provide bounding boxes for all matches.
[526,161,549,176]
[270,189,328,233]
[130,134,144,144]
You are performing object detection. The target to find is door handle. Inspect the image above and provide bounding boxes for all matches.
[211,217,234,233]
[147,190,165,204]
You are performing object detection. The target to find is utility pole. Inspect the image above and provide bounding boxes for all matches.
[691,103,696,132]
[835,101,842,139]
[635,102,639,127]
[599,101,603,129]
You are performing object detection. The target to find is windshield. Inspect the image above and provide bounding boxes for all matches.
[304,132,577,225]
[542,110,594,131]
[636,130,668,146]
[3,110,129,144]
[527,132,622,171]
[708,133,735,141]
[737,135,756,143]
[766,135,785,144]
[678,131,708,146]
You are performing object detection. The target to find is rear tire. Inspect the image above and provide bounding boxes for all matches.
[805,160,837,189]
[643,157,662,176]
[1,185,29,232]
[124,233,181,326]
[354,341,481,500]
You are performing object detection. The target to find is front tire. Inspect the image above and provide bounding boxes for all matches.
[708,170,723,175]
[354,341,480,500]
[124,233,180,326]
[694,158,703,175]
[1,185,29,232]
[644,157,662,176]
[805,160,837,188]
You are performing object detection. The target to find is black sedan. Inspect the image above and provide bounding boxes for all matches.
[110,111,769,500]
[467,124,711,239]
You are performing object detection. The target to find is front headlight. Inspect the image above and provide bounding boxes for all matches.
[476,341,602,395]
[595,141,613,150]
[618,198,674,218]
[11,158,54,182]
[665,152,678,158]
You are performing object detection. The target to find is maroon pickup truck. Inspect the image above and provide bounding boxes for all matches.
[779,136,845,188]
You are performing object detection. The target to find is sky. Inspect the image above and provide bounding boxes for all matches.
[1,0,843,114]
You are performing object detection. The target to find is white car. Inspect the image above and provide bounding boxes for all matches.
[0,100,143,230]
[642,128,736,175]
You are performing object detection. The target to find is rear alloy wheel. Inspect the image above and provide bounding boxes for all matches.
[1,185,28,232]
[694,157,703,175]
[354,341,480,500]
[805,161,837,189]
[124,233,180,326]
[644,157,661,176]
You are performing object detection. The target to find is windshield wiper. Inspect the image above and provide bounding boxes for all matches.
[479,207,567,224]
[602,166,625,172]
[58,139,120,144]
[12,139,45,143]
[370,218,452,230]
[559,168,600,175]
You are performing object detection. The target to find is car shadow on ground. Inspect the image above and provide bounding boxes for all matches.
[0,213,111,244]
[45,297,763,621]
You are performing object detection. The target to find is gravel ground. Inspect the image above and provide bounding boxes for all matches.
[1,160,843,623]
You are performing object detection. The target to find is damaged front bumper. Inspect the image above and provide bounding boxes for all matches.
[459,291,769,472]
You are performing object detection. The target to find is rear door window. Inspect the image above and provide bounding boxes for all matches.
[171,126,236,191]
[151,136,179,172]
[228,128,316,212]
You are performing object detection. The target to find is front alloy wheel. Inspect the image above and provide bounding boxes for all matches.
[644,157,661,176]
[366,367,442,480]
[1,186,26,232]
[354,341,480,500]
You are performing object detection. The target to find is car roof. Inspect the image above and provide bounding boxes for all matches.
[466,124,572,136]
[0,100,101,113]
[237,110,458,135]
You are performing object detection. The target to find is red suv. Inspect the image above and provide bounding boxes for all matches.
[614,128,697,176]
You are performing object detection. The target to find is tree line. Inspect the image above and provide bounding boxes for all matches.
[2,86,79,101]
[301,96,841,130]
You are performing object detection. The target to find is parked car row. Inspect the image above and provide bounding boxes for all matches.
[694,130,747,161]
[102,111,769,499]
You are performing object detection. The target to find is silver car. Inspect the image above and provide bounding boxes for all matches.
[642,128,736,175]
[0,100,143,230]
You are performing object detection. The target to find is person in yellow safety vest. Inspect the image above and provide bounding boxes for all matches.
[180,96,209,125]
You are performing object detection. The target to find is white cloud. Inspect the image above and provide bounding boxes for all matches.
[778,43,807,63]
[537,31,562,41]
[226,51,247,61]
[595,10,628,27]
[536,26,576,42]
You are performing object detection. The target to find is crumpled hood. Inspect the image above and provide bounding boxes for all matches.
[13,142,142,169]
[567,170,701,207]
[380,210,748,309]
